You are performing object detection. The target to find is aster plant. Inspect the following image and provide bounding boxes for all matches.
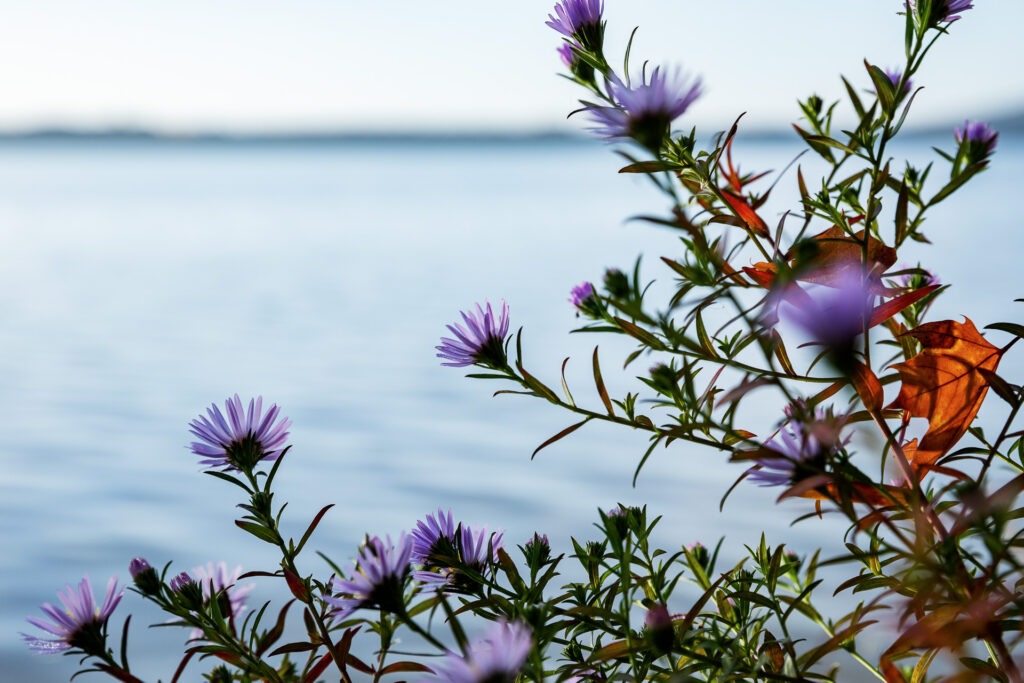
[24,2,1024,682]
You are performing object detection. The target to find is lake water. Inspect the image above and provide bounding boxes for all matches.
[2,134,1021,681]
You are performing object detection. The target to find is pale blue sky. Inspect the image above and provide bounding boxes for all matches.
[1,1,1018,133]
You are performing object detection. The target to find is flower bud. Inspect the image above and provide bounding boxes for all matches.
[603,268,630,299]
[644,604,675,653]
[169,572,204,609]
[128,557,162,596]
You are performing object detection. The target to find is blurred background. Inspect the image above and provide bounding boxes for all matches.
[2,2,1022,680]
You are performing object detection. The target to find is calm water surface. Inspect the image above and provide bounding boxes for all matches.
[1,136,1021,680]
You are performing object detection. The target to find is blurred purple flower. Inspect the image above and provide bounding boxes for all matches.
[425,619,532,683]
[955,120,998,160]
[128,557,152,581]
[436,300,511,368]
[585,68,702,150]
[884,67,912,95]
[546,0,604,48]
[327,534,413,620]
[189,394,291,471]
[893,266,939,290]
[22,576,123,654]
[193,562,254,623]
[775,269,873,350]
[569,281,595,309]
[416,523,504,593]
[557,42,576,68]
[909,0,973,24]
[169,572,194,592]
[747,407,850,488]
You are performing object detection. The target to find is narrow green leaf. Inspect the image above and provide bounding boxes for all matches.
[986,322,1024,339]
[235,520,280,544]
[592,347,616,416]
[560,357,576,407]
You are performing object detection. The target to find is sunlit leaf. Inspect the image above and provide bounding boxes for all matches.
[889,319,1002,468]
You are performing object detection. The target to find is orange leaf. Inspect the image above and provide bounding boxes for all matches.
[721,189,770,237]
[742,262,777,288]
[888,319,1001,468]
[850,361,884,412]
[792,226,896,286]
[868,284,940,328]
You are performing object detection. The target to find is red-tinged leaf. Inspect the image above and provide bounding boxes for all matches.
[95,665,145,683]
[742,263,776,288]
[256,599,295,656]
[799,482,908,507]
[716,377,774,407]
[793,226,896,286]
[532,418,591,459]
[304,652,334,683]
[214,651,243,665]
[868,285,940,328]
[284,569,309,602]
[295,503,335,556]
[810,380,844,405]
[851,362,884,412]
[889,319,1002,467]
[721,189,770,237]
[270,641,318,656]
[379,661,434,675]
[170,648,198,683]
[880,657,907,683]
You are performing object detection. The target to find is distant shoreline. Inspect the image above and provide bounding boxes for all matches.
[1,122,1016,147]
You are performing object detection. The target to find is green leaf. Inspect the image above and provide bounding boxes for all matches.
[235,520,280,544]
[865,61,895,115]
[532,418,591,459]
[985,322,1024,340]
[592,347,616,416]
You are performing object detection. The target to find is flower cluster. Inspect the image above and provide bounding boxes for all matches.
[412,509,505,594]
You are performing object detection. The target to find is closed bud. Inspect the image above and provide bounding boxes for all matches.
[128,557,162,596]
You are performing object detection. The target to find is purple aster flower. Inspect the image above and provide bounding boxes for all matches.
[327,534,413,620]
[415,523,504,594]
[746,406,850,488]
[955,120,998,162]
[424,619,532,683]
[436,300,511,369]
[22,575,123,655]
[411,508,457,565]
[585,67,702,150]
[908,0,973,25]
[188,394,291,471]
[169,572,195,593]
[569,281,595,309]
[546,0,604,52]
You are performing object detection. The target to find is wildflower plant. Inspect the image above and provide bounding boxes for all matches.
[21,2,1024,682]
